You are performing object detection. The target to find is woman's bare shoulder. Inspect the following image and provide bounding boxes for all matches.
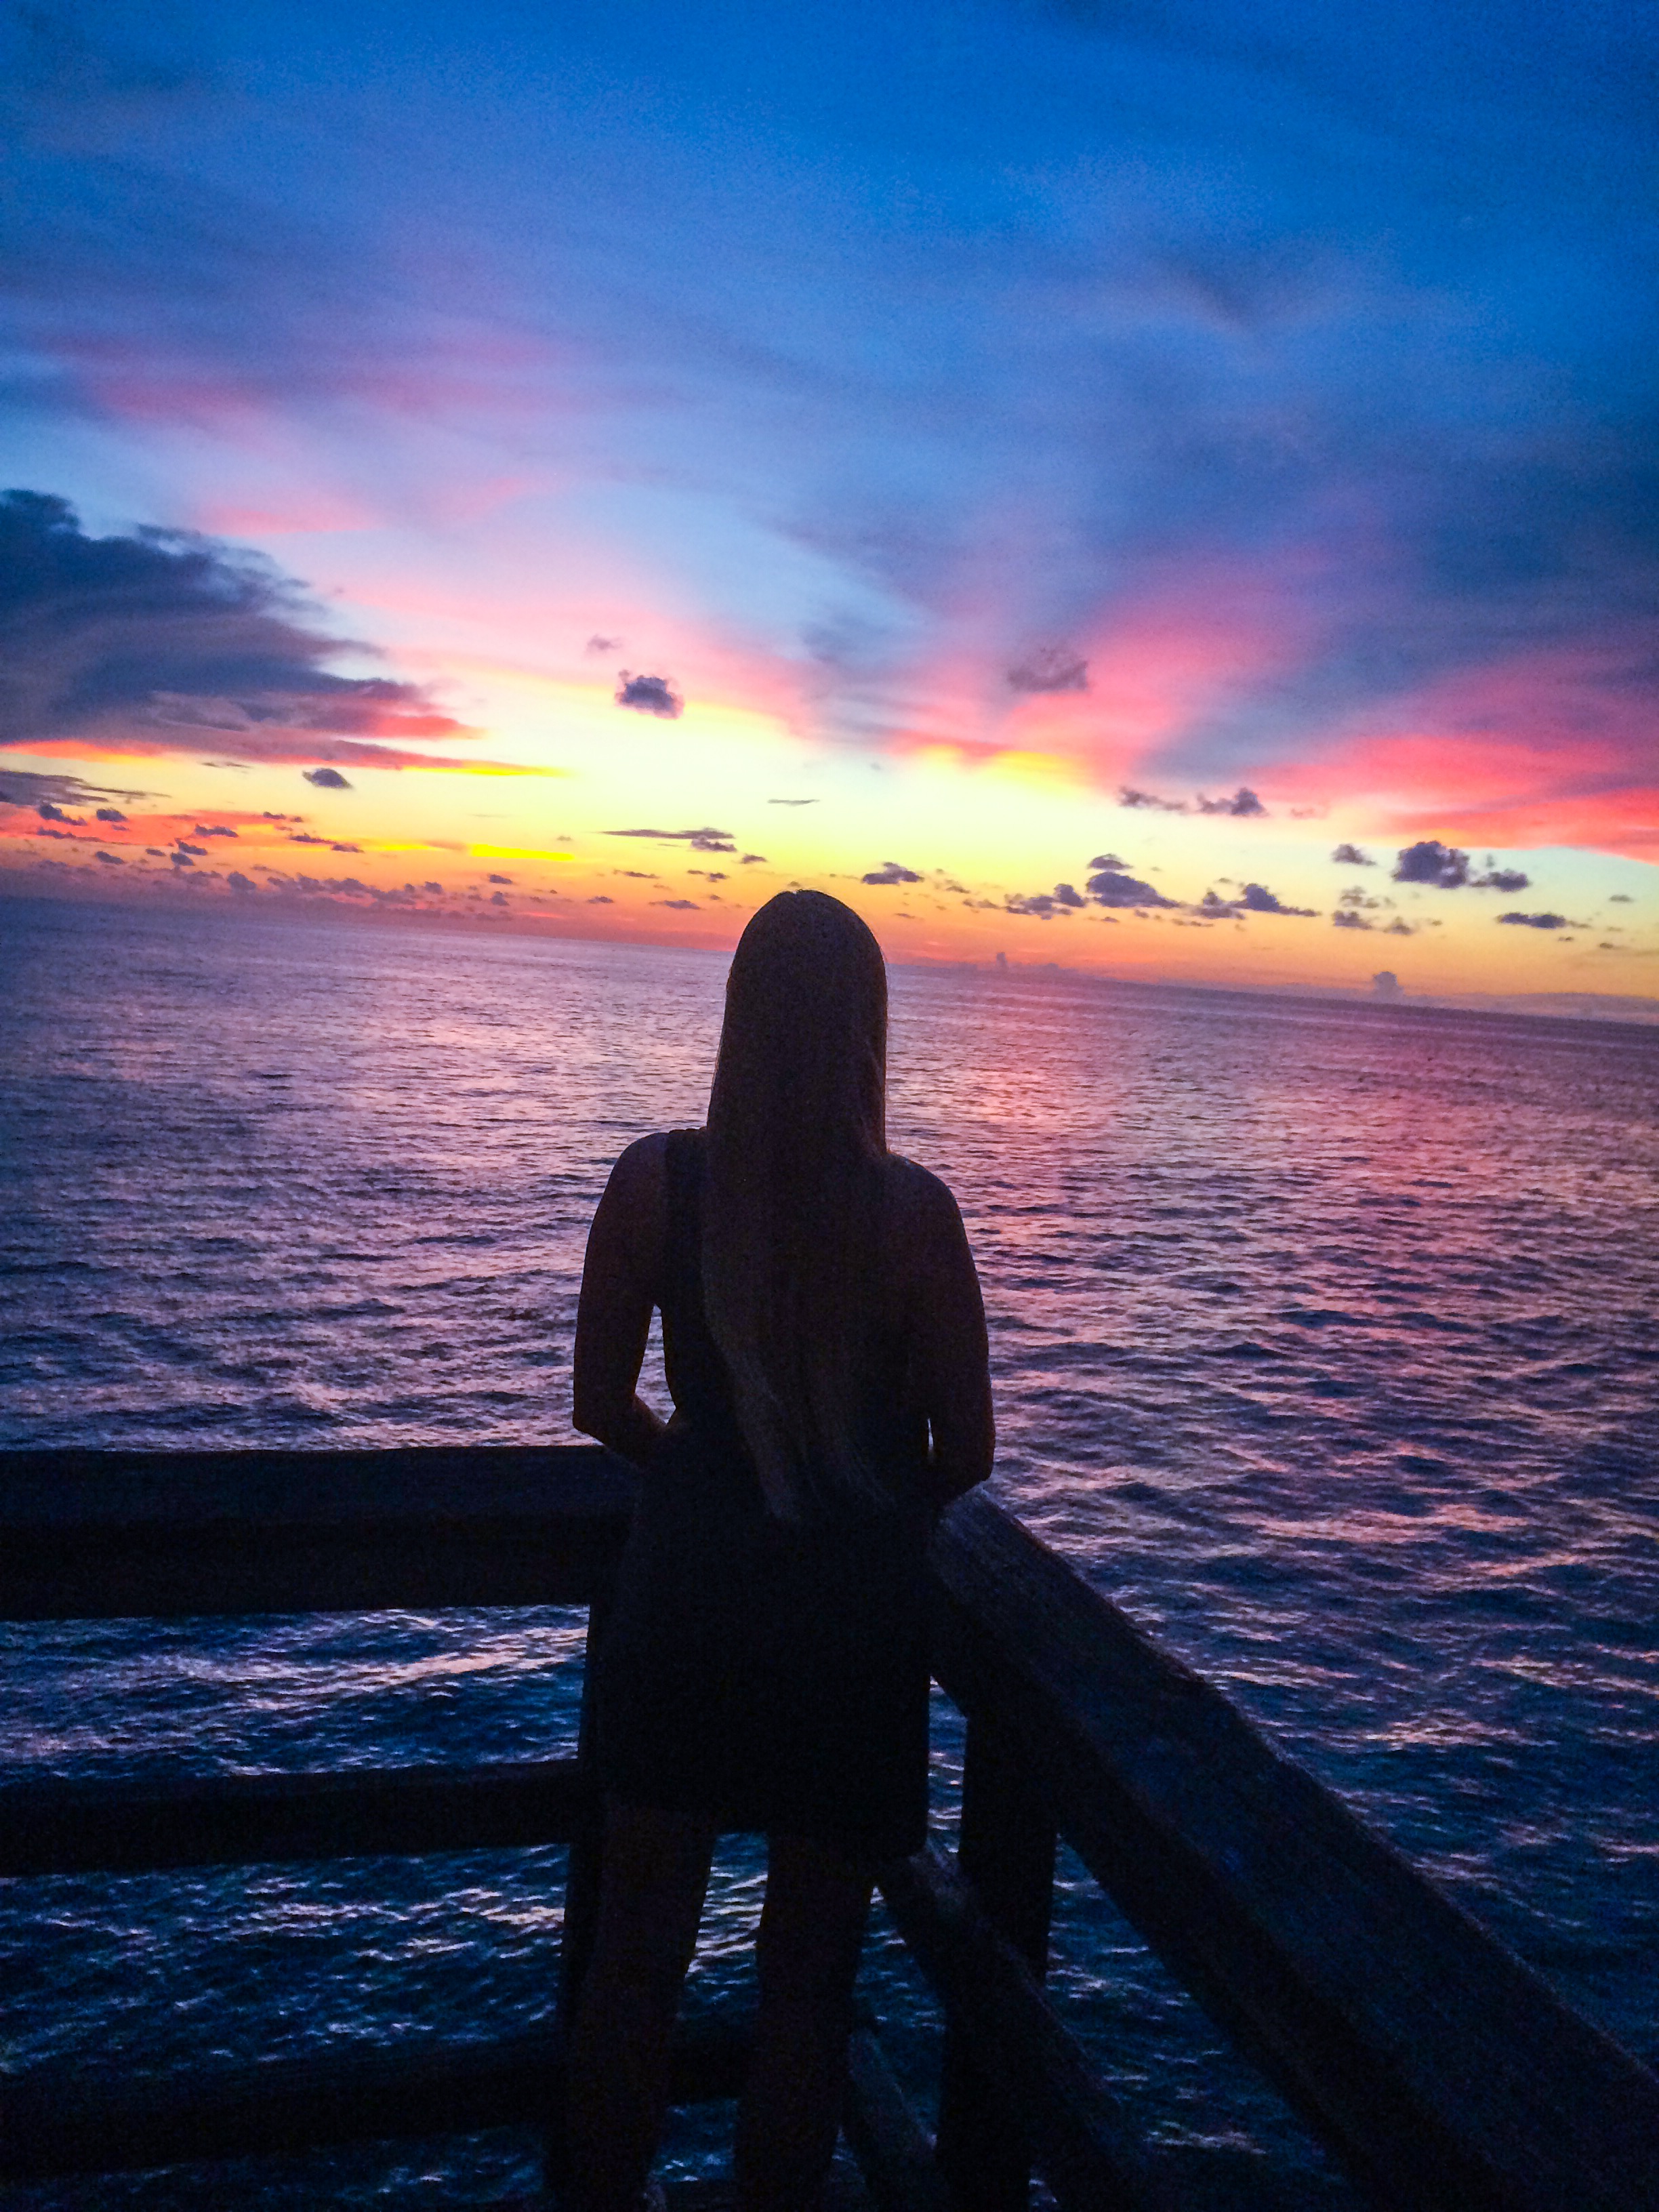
[882,1153,966,1245]
[596,1132,670,1233]
[584,1134,672,1299]
[608,1130,670,1189]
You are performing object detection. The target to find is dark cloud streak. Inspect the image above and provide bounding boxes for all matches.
[607,825,735,852]
[1195,787,1266,817]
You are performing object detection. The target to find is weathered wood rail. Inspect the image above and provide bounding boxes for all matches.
[2,1444,1656,2211]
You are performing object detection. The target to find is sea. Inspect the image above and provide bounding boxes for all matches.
[2,894,1656,2209]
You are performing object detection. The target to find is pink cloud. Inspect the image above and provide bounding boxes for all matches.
[1273,638,1659,860]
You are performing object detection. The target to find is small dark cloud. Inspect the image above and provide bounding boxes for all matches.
[330,842,359,854]
[227,870,255,893]
[1086,866,1178,908]
[586,634,621,653]
[740,853,767,865]
[1196,787,1267,817]
[1005,883,1086,918]
[768,798,818,805]
[1393,840,1469,888]
[588,894,614,904]
[1498,911,1574,930]
[1007,644,1088,694]
[487,872,512,884]
[1201,882,1315,918]
[94,849,123,865]
[192,821,237,837]
[1610,893,1634,903]
[304,766,352,790]
[1373,972,1401,999]
[95,806,126,822]
[175,840,206,856]
[490,890,509,906]
[1118,786,1187,813]
[1332,842,1373,866]
[423,881,443,895]
[689,868,727,881]
[1382,918,1416,936]
[863,861,922,885]
[37,800,71,821]
[608,825,735,853]
[1473,867,1530,892]
[1332,909,1372,930]
[170,851,193,867]
[653,897,699,909]
[289,832,327,845]
[615,671,683,718]
[1088,853,1131,871]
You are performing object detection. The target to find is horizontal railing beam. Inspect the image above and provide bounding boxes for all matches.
[0,1758,586,1877]
[0,1446,633,1619]
[0,2015,751,2182]
[928,1490,1659,2212]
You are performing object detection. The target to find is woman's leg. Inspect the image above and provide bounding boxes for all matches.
[734,1833,874,2212]
[563,1797,718,2212]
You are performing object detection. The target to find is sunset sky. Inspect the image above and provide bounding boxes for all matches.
[2,0,1655,998]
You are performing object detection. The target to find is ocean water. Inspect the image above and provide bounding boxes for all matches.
[2,895,1656,2209]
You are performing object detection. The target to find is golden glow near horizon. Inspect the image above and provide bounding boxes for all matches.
[3,484,1655,1005]
[5,619,1656,1005]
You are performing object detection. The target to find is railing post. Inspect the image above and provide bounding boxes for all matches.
[549,1585,613,2176]
[558,1587,613,2028]
[935,1706,1057,2211]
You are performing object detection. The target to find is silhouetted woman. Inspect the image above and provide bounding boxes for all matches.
[566,889,993,2211]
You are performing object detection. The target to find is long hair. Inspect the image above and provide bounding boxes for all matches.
[701,890,890,1521]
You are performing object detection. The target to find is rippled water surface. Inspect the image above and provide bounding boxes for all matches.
[3,897,1657,2207]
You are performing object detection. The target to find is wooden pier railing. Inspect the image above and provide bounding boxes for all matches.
[2,1445,1656,2210]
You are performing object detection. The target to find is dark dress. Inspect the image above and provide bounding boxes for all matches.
[591,1128,933,1862]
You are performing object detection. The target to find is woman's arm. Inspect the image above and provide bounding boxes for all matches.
[900,1164,994,1510]
[572,1133,671,1465]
